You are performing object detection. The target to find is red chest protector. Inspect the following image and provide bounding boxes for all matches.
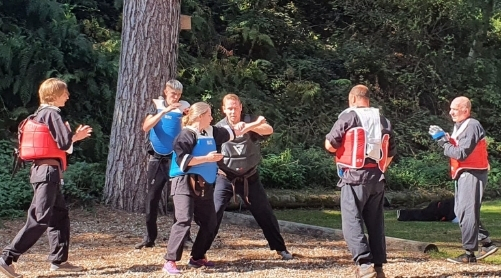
[448,119,488,179]
[449,137,488,179]
[335,127,390,173]
[18,117,67,170]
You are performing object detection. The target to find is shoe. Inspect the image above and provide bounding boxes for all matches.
[477,244,498,260]
[188,256,215,268]
[446,253,477,264]
[135,240,155,249]
[277,250,293,260]
[375,266,385,278]
[355,263,377,278]
[0,258,23,278]
[49,262,83,272]
[162,261,181,275]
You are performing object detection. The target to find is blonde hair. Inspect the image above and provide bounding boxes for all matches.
[182,102,211,127]
[221,93,241,110]
[38,78,68,105]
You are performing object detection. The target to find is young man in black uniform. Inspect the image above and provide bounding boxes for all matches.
[135,79,193,249]
[0,78,92,278]
[325,85,396,278]
[211,94,293,260]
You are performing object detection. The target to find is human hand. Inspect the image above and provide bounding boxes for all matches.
[162,103,182,114]
[429,125,446,140]
[255,116,266,124]
[233,122,246,131]
[205,151,224,162]
[64,121,71,131]
[72,125,93,142]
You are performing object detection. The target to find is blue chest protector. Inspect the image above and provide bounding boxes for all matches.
[149,99,183,155]
[169,135,218,183]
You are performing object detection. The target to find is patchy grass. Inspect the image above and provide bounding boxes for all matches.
[274,199,501,264]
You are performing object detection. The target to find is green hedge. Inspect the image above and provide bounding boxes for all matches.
[0,140,105,218]
[1,138,499,216]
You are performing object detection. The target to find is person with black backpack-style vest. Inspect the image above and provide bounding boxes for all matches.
[211,94,293,261]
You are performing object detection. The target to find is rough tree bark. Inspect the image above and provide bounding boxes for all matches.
[104,0,181,213]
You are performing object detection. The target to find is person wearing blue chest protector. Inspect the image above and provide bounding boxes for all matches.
[428,96,497,264]
[325,85,396,278]
[211,94,293,260]
[1,78,92,278]
[162,102,252,274]
[135,80,192,249]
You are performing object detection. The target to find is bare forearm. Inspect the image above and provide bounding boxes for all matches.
[142,114,164,132]
[251,123,273,135]
[188,156,209,166]
[240,122,273,135]
[324,139,337,153]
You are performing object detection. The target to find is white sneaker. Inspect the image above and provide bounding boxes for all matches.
[50,262,83,272]
[0,258,23,278]
[277,250,293,260]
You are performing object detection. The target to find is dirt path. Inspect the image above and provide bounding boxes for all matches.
[1,206,500,277]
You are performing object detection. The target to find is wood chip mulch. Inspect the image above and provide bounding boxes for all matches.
[1,206,500,277]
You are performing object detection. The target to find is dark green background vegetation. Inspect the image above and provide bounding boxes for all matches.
[1,0,501,217]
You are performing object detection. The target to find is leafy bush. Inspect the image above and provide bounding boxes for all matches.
[486,159,501,198]
[259,146,339,189]
[292,146,339,188]
[61,162,106,207]
[260,149,305,189]
[0,140,105,218]
[386,153,453,191]
[0,140,32,218]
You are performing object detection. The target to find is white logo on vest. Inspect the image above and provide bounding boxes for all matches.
[233,145,244,155]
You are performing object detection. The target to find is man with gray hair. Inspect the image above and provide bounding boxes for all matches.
[135,80,192,249]
[429,96,497,263]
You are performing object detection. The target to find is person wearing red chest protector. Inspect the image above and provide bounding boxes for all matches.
[429,96,497,263]
[1,78,92,277]
[325,85,396,278]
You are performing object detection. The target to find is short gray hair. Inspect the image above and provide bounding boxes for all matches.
[165,79,183,91]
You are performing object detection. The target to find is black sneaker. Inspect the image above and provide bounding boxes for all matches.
[135,240,155,249]
[446,253,477,264]
[477,245,498,260]
[375,266,385,278]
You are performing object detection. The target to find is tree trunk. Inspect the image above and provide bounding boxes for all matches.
[104,0,181,213]
[468,0,494,60]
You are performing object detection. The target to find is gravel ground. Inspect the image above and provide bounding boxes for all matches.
[1,206,500,278]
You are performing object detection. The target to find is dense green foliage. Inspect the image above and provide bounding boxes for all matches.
[1,0,501,213]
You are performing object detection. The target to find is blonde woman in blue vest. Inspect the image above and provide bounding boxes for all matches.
[162,102,251,274]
